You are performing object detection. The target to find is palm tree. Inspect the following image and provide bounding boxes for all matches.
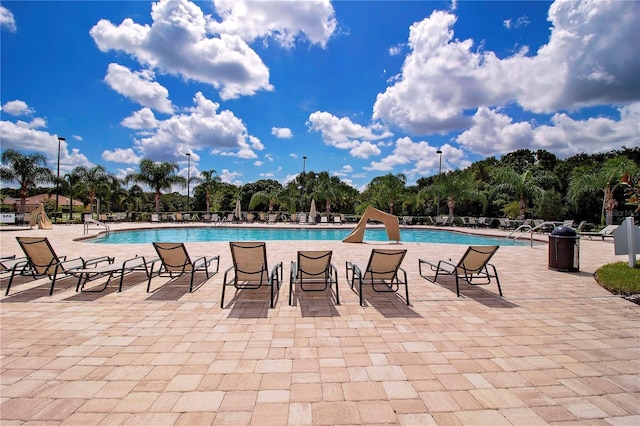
[425,169,486,223]
[0,149,54,214]
[196,170,220,213]
[493,167,557,220]
[105,175,128,213]
[312,172,342,215]
[366,173,407,214]
[249,185,287,214]
[62,169,85,221]
[125,159,186,214]
[567,156,639,225]
[124,184,145,214]
[74,165,110,214]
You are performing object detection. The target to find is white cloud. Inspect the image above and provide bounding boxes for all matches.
[254,160,263,166]
[0,120,91,174]
[373,1,640,134]
[90,0,273,100]
[104,63,174,113]
[126,92,260,162]
[364,137,467,180]
[121,108,160,129]
[307,111,393,158]
[102,148,143,164]
[457,103,640,158]
[0,6,16,32]
[271,127,293,138]
[349,141,381,159]
[209,0,337,48]
[2,100,34,116]
[388,44,404,56]
[219,168,242,184]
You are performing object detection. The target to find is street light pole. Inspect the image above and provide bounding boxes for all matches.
[55,137,65,221]
[186,152,191,213]
[436,149,442,217]
[300,156,307,213]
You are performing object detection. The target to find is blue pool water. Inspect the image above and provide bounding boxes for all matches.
[87,227,529,246]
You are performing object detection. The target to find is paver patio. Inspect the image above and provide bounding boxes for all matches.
[1,222,638,425]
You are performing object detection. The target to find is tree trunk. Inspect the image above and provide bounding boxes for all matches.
[603,184,617,226]
[447,196,455,224]
[155,191,161,214]
[19,185,27,214]
[519,196,527,220]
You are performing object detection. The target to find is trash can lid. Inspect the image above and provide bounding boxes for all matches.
[551,225,577,236]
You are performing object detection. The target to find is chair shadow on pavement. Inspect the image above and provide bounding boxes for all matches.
[63,272,149,301]
[223,287,275,319]
[353,288,423,318]
[145,273,209,301]
[423,274,520,308]
[0,276,77,303]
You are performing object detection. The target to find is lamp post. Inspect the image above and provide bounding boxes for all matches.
[300,156,307,213]
[436,149,442,217]
[186,152,191,213]
[55,137,65,221]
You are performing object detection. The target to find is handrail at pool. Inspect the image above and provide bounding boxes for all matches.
[84,218,110,236]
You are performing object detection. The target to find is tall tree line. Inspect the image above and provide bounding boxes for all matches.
[2,147,638,225]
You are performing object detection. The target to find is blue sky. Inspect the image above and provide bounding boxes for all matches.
[1,0,638,193]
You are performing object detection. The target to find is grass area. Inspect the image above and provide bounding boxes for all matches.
[595,261,640,295]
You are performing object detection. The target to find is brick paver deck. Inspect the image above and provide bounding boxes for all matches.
[1,222,638,425]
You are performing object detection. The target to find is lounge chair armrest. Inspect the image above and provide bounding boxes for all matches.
[121,256,142,267]
[270,262,283,287]
[83,256,115,268]
[61,257,87,271]
[223,265,236,285]
[329,263,339,282]
[351,263,363,279]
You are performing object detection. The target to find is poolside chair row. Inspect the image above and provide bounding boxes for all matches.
[3,237,503,308]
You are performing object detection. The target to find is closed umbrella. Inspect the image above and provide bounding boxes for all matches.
[309,199,317,224]
[235,199,241,221]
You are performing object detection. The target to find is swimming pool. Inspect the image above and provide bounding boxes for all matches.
[87,227,530,246]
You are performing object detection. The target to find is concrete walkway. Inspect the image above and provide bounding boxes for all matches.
[1,223,638,425]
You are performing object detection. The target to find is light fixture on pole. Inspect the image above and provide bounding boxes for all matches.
[186,152,191,213]
[55,137,65,220]
[436,149,443,217]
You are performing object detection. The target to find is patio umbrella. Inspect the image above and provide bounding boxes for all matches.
[235,199,241,220]
[309,199,317,222]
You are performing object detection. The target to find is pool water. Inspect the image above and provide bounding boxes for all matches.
[87,227,529,246]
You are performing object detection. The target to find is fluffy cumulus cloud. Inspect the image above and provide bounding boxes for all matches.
[0,6,16,32]
[112,92,261,163]
[101,148,142,164]
[365,137,466,179]
[307,111,392,158]
[0,103,91,174]
[373,1,640,134]
[219,168,242,184]
[90,0,272,100]
[2,100,34,116]
[271,127,292,138]
[104,64,174,113]
[457,103,640,157]
[209,0,337,48]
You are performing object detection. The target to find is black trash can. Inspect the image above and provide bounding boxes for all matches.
[548,225,580,272]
